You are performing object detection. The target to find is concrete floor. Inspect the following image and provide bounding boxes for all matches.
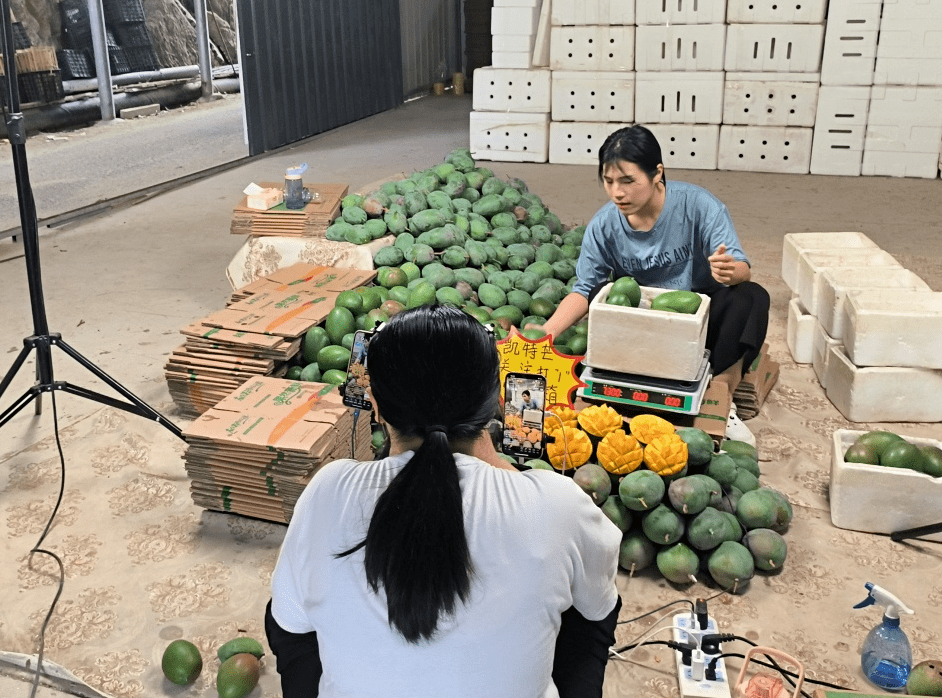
[0,92,940,696]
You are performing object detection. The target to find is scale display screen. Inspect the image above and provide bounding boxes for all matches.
[588,381,690,410]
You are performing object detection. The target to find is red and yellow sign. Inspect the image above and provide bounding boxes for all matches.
[496,331,586,409]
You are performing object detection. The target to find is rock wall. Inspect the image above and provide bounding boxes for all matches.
[8,0,238,69]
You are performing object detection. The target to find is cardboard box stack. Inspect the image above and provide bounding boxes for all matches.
[229,183,349,237]
[782,232,942,423]
[182,377,373,524]
[165,263,375,419]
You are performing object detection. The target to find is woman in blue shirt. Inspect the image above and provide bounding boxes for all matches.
[537,125,769,445]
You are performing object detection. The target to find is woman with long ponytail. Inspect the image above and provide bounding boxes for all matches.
[267,305,621,697]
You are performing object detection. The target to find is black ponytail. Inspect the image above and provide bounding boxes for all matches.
[336,305,500,643]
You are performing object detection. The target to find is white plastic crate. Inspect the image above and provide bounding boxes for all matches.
[492,6,540,35]
[842,290,942,369]
[810,86,871,176]
[551,0,634,26]
[471,68,551,113]
[550,71,635,122]
[549,26,635,72]
[795,248,901,315]
[862,85,942,179]
[645,124,721,170]
[635,0,726,25]
[874,17,942,87]
[718,125,813,174]
[492,52,533,69]
[549,121,629,165]
[811,320,840,389]
[820,0,882,86]
[635,72,725,124]
[827,350,942,423]
[818,267,931,341]
[726,0,828,24]
[781,231,877,292]
[469,111,550,163]
[830,429,942,539]
[634,24,727,72]
[723,73,819,127]
[724,24,825,73]
[786,296,814,364]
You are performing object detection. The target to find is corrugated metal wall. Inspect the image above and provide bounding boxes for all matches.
[399,0,463,97]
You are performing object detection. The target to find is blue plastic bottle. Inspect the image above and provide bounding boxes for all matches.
[854,582,914,691]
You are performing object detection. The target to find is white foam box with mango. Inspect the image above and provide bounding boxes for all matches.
[830,429,942,542]
[586,284,710,382]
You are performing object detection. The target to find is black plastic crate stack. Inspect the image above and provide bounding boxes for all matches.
[105,0,161,73]
[59,0,93,53]
[57,49,94,79]
[12,22,32,50]
[14,48,65,104]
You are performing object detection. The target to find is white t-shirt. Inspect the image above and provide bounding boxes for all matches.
[271,451,621,698]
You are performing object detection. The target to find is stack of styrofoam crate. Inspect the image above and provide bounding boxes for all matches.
[782,232,941,423]
[546,0,635,165]
[469,0,551,163]
[862,0,942,178]
[718,0,826,174]
[631,0,727,170]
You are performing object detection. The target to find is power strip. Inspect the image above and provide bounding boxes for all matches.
[673,612,732,698]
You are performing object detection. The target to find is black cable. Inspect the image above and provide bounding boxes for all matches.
[350,408,360,459]
[617,597,695,625]
[610,639,683,656]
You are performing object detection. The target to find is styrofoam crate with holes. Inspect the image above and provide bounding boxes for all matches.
[549,26,635,72]
[469,111,549,163]
[551,71,634,122]
[718,125,813,174]
[831,428,942,538]
[492,6,540,35]
[645,124,721,169]
[880,0,942,22]
[635,0,726,25]
[842,290,942,369]
[635,72,724,124]
[726,0,828,24]
[551,0,634,26]
[820,0,882,86]
[810,86,871,176]
[634,24,727,72]
[827,350,942,423]
[549,121,630,165]
[818,267,930,340]
[781,232,877,292]
[472,68,551,113]
[874,18,942,87]
[723,72,819,127]
[811,320,840,389]
[862,85,942,179]
[795,248,901,314]
[786,296,815,364]
[492,34,536,54]
[725,24,825,73]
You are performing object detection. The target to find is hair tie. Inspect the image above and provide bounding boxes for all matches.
[425,425,448,435]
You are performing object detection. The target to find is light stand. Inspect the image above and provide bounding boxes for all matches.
[0,0,181,439]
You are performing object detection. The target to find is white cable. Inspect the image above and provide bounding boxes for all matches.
[609,610,687,665]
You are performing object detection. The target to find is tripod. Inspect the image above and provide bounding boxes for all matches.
[0,0,181,440]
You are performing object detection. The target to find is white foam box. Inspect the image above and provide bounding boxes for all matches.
[811,319,841,389]
[820,0,882,87]
[472,67,551,113]
[826,347,942,423]
[717,125,813,174]
[635,0,727,25]
[724,24,825,73]
[551,71,634,122]
[495,0,540,6]
[551,0,634,26]
[810,86,871,176]
[842,290,942,369]
[727,0,828,23]
[646,124,721,169]
[786,296,815,364]
[880,0,942,21]
[469,111,550,163]
[492,52,534,69]
[781,231,877,293]
[549,25,635,72]
[723,72,820,127]
[818,267,930,340]
[492,6,540,35]
[795,248,900,315]
[492,33,537,55]
[634,24,727,72]
[635,72,725,124]
[586,284,710,381]
[830,429,942,541]
[862,85,942,179]
[549,121,630,165]
[874,18,942,87]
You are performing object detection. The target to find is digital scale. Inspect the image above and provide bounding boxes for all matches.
[578,351,712,415]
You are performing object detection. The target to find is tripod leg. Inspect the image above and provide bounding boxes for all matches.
[34,358,43,416]
[0,386,42,431]
[0,342,34,401]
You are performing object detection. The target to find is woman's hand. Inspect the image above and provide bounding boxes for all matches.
[709,244,743,285]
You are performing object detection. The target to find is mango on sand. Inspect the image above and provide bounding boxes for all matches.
[667,476,712,515]
[573,463,611,505]
[687,507,740,552]
[601,496,632,532]
[619,531,656,574]
[707,540,754,593]
[618,469,665,511]
[742,528,787,571]
[217,653,260,698]
[642,504,685,545]
[657,542,700,584]
[907,660,942,696]
[161,639,202,686]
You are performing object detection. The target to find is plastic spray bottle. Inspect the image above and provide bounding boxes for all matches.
[853,582,914,691]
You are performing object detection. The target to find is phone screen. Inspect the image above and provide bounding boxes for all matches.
[501,372,547,460]
[342,330,373,410]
